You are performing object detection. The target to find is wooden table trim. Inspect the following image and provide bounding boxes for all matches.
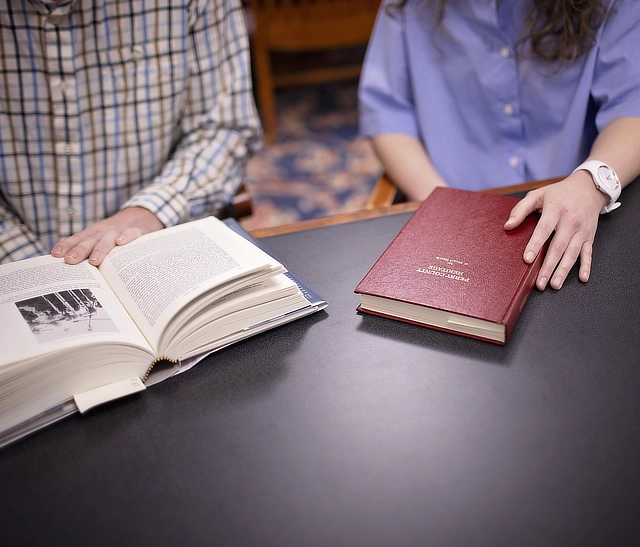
[248,201,422,238]
[248,177,562,238]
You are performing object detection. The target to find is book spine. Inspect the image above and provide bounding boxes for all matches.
[501,244,547,341]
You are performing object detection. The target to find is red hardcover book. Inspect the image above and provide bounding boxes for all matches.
[354,187,546,344]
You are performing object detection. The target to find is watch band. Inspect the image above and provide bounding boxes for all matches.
[572,160,622,214]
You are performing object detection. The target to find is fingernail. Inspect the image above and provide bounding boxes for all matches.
[89,250,100,263]
[525,251,535,263]
[116,234,127,244]
[66,251,78,260]
[52,246,63,256]
[552,276,563,289]
[506,216,514,225]
[538,277,547,290]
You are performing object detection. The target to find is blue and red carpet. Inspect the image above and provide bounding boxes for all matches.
[241,81,382,231]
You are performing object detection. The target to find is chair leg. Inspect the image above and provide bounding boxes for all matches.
[218,184,254,220]
[366,173,398,209]
[251,36,279,144]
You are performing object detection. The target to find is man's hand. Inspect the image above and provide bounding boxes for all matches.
[51,207,164,266]
[504,172,608,290]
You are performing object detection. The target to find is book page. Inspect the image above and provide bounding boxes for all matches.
[98,217,284,352]
[164,274,307,356]
[0,255,154,367]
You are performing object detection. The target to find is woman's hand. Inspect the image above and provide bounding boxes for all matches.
[504,172,608,290]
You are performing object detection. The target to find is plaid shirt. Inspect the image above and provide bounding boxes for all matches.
[0,0,262,263]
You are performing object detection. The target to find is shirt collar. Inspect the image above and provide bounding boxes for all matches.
[27,0,77,15]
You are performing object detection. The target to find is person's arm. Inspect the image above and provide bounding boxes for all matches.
[371,134,448,201]
[0,205,47,264]
[359,2,446,200]
[505,116,640,290]
[52,0,261,266]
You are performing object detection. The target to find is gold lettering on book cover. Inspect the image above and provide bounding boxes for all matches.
[416,263,470,283]
[435,256,468,267]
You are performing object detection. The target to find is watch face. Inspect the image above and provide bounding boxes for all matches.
[597,165,620,191]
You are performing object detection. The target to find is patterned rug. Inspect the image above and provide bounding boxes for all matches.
[240,80,382,231]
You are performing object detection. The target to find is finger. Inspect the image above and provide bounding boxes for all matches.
[64,237,103,264]
[51,222,107,259]
[114,227,145,246]
[523,209,560,266]
[548,234,583,290]
[578,240,593,283]
[88,227,145,265]
[51,234,84,258]
[87,242,112,266]
[89,228,147,266]
[534,222,574,290]
[504,191,543,230]
[87,230,130,266]
[67,226,121,265]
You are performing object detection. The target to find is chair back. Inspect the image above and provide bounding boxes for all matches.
[251,0,380,51]
[247,0,381,142]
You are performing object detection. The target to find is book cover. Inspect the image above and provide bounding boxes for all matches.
[354,187,546,344]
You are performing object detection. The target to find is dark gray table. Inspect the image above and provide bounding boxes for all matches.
[2,182,640,546]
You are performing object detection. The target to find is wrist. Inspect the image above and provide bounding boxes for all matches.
[571,160,622,214]
[572,170,609,210]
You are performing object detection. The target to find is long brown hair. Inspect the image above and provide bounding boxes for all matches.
[388,0,608,64]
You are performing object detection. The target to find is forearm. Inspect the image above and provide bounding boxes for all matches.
[587,116,640,187]
[371,134,447,201]
[123,123,260,225]
[124,0,261,225]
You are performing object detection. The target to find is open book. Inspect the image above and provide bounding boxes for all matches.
[0,217,327,447]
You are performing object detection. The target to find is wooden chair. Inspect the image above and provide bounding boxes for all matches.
[246,0,380,143]
[365,172,398,209]
[218,184,254,220]
[365,173,564,209]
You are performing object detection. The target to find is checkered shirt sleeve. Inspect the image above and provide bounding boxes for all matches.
[0,0,262,263]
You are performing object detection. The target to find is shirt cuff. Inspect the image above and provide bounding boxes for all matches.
[0,225,48,264]
[122,184,191,228]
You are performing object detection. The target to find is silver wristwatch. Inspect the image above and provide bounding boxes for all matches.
[572,160,622,214]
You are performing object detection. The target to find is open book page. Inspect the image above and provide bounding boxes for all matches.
[0,255,154,367]
[97,217,285,353]
[223,218,329,311]
[0,255,155,438]
[167,274,309,358]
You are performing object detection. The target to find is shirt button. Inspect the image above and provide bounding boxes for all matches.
[131,45,144,61]
[508,156,519,168]
[500,47,510,59]
[64,143,73,154]
[503,104,514,116]
[66,207,76,218]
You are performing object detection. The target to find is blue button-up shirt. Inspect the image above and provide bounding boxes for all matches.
[358,0,640,190]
